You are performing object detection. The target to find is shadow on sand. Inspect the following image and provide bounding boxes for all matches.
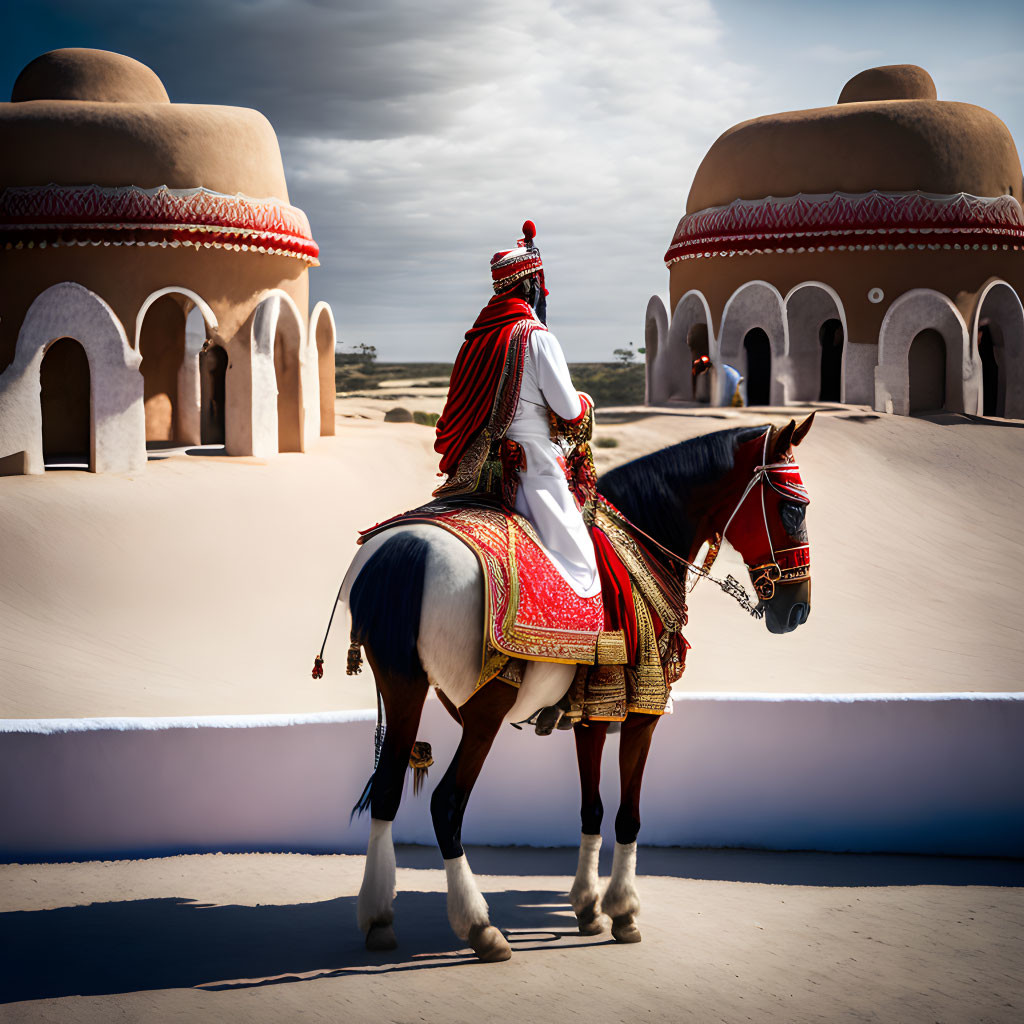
[0,888,590,1002]
[396,845,1024,889]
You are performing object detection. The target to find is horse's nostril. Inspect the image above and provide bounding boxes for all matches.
[790,603,809,627]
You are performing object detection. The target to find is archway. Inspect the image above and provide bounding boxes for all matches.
[718,281,786,406]
[819,319,844,402]
[908,329,946,413]
[644,295,668,405]
[311,302,336,436]
[876,289,969,417]
[41,337,91,468]
[138,294,186,444]
[744,328,772,406]
[971,282,1024,418]
[0,282,143,474]
[784,282,847,403]
[200,345,228,444]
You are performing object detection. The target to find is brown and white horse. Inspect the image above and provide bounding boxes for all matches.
[339,415,814,961]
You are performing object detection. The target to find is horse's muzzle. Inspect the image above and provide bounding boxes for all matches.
[762,581,811,634]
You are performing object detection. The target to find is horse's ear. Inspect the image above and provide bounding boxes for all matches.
[792,410,816,446]
[772,419,796,457]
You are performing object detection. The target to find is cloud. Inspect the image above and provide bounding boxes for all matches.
[8,0,763,359]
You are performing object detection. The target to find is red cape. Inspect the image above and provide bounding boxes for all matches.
[434,294,539,476]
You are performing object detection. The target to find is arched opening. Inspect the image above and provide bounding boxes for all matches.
[818,319,844,402]
[687,323,710,402]
[274,316,303,453]
[40,337,91,468]
[743,328,772,406]
[200,344,228,445]
[978,322,1000,416]
[908,329,946,413]
[138,294,187,444]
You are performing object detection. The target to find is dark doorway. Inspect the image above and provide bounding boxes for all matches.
[687,323,710,402]
[819,319,844,402]
[139,294,186,443]
[40,338,91,468]
[743,328,772,406]
[978,323,1000,416]
[200,345,228,445]
[908,329,946,413]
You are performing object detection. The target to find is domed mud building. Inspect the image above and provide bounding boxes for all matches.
[0,48,336,474]
[645,65,1024,417]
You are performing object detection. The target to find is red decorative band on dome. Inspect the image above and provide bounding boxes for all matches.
[0,184,320,265]
[664,191,1024,265]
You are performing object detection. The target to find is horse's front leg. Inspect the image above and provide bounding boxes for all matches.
[430,680,518,962]
[604,711,660,944]
[570,720,610,934]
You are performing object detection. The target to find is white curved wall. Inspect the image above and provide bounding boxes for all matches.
[310,301,337,436]
[0,282,144,474]
[971,281,1024,419]
[784,283,847,403]
[718,281,788,406]
[2,693,1021,860]
[876,290,974,416]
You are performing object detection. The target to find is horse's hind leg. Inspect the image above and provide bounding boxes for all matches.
[570,721,610,934]
[357,660,429,951]
[430,680,518,963]
[604,711,660,944]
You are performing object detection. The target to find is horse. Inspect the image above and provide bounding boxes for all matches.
[338,414,815,962]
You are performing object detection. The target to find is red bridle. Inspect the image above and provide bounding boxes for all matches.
[718,429,811,602]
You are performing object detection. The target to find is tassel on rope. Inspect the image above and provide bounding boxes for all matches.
[313,582,343,679]
[409,741,433,796]
[347,639,363,675]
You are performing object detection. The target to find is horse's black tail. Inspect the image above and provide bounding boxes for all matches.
[349,532,429,679]
[349,532,430,819]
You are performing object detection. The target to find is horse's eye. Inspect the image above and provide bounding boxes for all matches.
[780,501,806,535]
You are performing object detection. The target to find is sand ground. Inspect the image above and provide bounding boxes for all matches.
[2,393,1023,718]
[2,847,1022,1023]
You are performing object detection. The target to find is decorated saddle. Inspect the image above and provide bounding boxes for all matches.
[359,495,690,722]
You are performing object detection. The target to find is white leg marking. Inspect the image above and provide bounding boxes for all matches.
[444,854,490,941]
[602,840,639,920]
[357,818,396,934]
[569,832,608,934]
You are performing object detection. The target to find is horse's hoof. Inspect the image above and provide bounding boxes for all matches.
[576,910,609,935]
[365,923,397,951]
[468,923,512,962]
[611,916,642,943]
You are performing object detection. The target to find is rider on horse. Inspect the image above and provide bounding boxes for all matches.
[433,221,600,600]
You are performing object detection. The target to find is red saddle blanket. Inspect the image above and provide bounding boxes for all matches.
[359,501,605,667]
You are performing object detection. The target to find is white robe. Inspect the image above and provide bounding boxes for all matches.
[507,329,601,598]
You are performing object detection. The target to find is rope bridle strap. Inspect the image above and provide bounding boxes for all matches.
[715,427,810,603]
[617,427,810,617]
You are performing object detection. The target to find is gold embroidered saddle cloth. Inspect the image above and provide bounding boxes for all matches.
[359,500,620,688]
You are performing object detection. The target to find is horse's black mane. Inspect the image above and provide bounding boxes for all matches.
[596,425,766,557]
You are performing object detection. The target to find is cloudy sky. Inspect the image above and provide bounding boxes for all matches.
[4,0,1023,361]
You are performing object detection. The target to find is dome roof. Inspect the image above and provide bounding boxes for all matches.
[666,67,1024,265]
[838,64,936,104]
[12,48,170,104]
[0,49,318,264]
[1,48,287,199]
[685,66,1022,214]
